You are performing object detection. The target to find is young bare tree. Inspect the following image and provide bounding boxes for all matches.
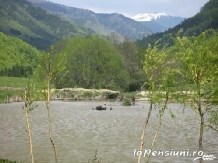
[140,43,178,163]
[23,79,38,163]
[37,47,67,163]
[146,68,178,163]
[138,43,169,163]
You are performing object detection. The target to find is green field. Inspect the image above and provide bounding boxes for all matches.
[0,76,44,103]
[0,76,29,88]
[0,76,44,88]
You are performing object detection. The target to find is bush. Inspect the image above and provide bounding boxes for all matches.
[123,100,132,106]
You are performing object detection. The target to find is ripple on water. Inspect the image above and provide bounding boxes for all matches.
[0,101,217,163]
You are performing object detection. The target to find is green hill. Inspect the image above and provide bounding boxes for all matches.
[0,32,39,77]
[0,0,93,49]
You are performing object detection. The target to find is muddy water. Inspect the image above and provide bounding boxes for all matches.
[0,101,217,163]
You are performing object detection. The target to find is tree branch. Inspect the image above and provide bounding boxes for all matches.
[205,123,218,132]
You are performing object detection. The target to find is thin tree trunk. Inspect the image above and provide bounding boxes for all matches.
[146,118,162,163]
[138,100,153,163]
[24,87,34,163]
[197,82,203,163]
[199,111,204,163]
[146,92,169,163]
[46,80,58,163]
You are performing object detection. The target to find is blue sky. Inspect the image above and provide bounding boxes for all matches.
[47,0,209,18]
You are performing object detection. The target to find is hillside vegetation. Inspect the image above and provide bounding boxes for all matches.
[0,0,92,49]
[0,0,218,93]
[0,32,39,77]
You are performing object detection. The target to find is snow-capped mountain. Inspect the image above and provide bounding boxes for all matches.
[132,12,169,21]
[132,13,185,33]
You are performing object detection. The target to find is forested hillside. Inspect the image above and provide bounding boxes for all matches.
[0,32,39,77]
[0,0,93,49]
[27,0,152,41]
[137,0,218,47]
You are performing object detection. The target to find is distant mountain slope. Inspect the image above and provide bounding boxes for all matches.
[132,13,185,33]
[0,0,92,49]
[140,21,166,33]
[137,0,218,47]
[27,0,153,41]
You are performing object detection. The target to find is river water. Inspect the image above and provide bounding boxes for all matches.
[0,101,217,163]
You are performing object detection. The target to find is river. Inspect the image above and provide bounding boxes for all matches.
[0,101,217,163]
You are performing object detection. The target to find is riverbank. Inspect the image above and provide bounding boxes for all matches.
[50,87,120,101]
[0,87,121,103]
[0,87,149,106]
[0,159,24,163]
[1,86,208,104]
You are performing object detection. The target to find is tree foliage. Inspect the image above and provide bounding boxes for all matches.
[138,41,178,163]
[0,32,39,77]
[118,38,145,91]
[55,36,130,90]
[175,29,218,162]
[36,47,67,163]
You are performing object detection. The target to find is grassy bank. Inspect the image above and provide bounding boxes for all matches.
[0,76,43,88]
[0,159,25,163]
[0,76,121,103]
[0,76,29,88]
[0,76,45,103]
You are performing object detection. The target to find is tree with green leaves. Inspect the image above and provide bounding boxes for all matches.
[37,47,67,163]
[57,36,129,90]
[146,68,178,163]
[118,37,144,91]
[138,42,173,163]
[175,29,218,163]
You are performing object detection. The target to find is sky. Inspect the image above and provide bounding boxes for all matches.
[47,0,209,18]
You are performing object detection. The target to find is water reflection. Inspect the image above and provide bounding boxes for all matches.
[0,101,217,163]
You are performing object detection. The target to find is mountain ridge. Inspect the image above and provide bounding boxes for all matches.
[27,0,186,39]
[27,0,153,41]
[132,12,185,33]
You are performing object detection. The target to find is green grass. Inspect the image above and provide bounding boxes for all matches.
[122,91,140,98]
[0,159,25,163]
[0,76,26,102]
[0,90,21,103]
[0,76,44,103]
[0,76,29,88]
[0,76,43,89]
